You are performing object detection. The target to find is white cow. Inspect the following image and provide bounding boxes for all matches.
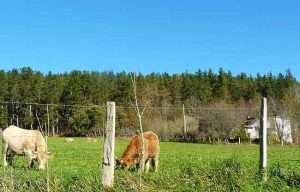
[2,125,51,170]
[244,116,293,144]
[64,138,74,143]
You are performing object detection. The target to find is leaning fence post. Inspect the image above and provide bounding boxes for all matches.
[102,102,116,188]
[46,104,50,192]
[259,97,268,181]
[182,104,187,140]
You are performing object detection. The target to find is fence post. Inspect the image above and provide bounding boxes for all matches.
[46,104,50,192]
[102,102,116,188]
[46,104,50,136]
[259,97,268,181]
[183,104,187,140]
[29,104,33,130]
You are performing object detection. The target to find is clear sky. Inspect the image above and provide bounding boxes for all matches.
[0,1,299,79]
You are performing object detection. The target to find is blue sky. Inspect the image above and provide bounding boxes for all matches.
[0,1,299,79]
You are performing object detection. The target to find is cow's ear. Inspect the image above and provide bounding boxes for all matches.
[116,158,120,165]
[116,158,124,165]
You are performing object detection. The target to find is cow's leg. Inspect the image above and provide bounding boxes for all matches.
[153,155,159,172]
[6,150,14,166]
[6,149,15,166]
[2,141,8,167]
[24,150,34,168]
[29,159,35,168]
[145,159,150,173]
[150,158,155,171]
[27,156,34,168]
[139,156,146,172]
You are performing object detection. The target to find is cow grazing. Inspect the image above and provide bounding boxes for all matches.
[87,137,92,141]
[116,131,160,173]
[2,125,51,170]
[87,137,97,143]
[64,138,74,143]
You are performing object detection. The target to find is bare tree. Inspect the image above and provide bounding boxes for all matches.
[130,73,147,188]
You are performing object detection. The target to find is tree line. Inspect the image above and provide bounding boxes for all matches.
[0,67,298,139]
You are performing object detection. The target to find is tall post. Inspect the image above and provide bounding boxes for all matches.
[259,97,268,181]
[35,111,41,131]
[46,104,50,136]
[16,104,19,127]
[102,102,116,188]
[46,104,50,192]
[29,104,33,130]
[183,104,187,140]
[295,122,299,145]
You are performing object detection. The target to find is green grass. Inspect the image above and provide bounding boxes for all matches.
[1,137,300,191]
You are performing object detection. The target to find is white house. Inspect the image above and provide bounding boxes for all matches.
[244,116,293,144]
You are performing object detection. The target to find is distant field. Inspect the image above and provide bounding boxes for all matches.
[1,137,300,191]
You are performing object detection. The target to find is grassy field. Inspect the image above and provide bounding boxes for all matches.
[1,137,300,192]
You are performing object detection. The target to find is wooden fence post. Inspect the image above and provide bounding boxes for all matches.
[29,104,33,130]
[46,104,50,192]
[259,97,268,181]
[183,104,187,140]
[102,102,116,188]
[46,104,50,136]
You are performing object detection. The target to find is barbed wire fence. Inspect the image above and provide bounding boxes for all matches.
[0,100,299,191]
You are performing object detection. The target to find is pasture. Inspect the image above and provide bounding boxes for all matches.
[1,137,300,192]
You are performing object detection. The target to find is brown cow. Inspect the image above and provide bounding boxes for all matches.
[116,131,160,172]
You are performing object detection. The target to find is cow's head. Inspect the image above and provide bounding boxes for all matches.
[34,151,53,170]
[116,157,138,170]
